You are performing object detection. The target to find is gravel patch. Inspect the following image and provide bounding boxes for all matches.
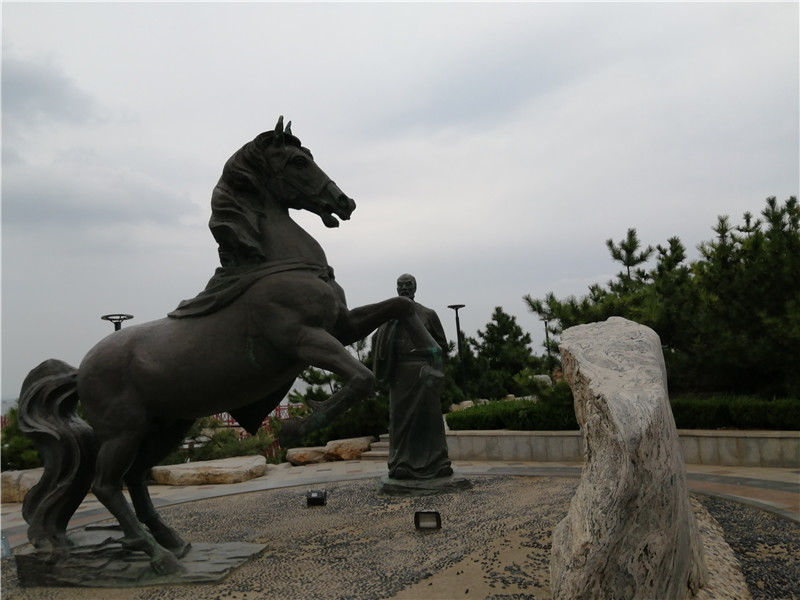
[700,496,800,600]
[1,476,796,599]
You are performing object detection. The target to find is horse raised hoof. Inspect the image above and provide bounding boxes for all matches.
[306,397,328,411]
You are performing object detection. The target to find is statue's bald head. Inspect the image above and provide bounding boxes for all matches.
[396,273,417,300]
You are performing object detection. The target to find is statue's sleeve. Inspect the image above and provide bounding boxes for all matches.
[372,322,396,384]
[425,309,448,352]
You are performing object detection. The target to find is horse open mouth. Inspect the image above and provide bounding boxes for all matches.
[319,195,355,228]
[321,211,341,228]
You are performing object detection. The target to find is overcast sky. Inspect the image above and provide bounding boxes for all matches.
[2,2,798,403]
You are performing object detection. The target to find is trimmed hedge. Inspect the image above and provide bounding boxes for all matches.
[445,388,800,431]
[670,395,800,430]
[446,382,578,431]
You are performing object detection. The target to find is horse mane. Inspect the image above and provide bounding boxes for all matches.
[209,129,307,267]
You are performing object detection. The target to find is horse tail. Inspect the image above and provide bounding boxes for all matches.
[18,359,96,552]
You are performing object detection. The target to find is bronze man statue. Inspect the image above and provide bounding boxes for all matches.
[372,274,454,481]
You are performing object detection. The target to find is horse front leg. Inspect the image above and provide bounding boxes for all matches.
[336,297,443,370]
[278,329,376,447]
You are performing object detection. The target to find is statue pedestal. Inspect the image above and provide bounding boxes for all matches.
[377,474,472,496]
[14,525,266,587]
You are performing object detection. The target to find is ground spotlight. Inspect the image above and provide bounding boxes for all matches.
[414,511,442,530]
[306,490,327,506]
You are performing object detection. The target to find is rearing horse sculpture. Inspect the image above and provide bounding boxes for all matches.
[18,117,441,575]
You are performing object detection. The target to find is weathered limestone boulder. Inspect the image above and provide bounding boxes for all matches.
[286,446,327,466]
[551,317,707,600]
[323,437,373,461]
[1,468,44,502]
[449,400,475,412]
[150,455,267,485]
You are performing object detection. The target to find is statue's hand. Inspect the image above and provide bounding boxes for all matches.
[307,397,328,411]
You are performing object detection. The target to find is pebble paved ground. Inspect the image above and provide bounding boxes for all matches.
[2,475,797,600]
[702,496,800,600]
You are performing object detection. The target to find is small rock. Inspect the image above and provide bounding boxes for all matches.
[449,400,475,412]
[150,456,267,485]
[286,446,327,466]
[323,437,372,461]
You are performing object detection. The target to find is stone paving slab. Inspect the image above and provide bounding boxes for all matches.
[14,526,266,588]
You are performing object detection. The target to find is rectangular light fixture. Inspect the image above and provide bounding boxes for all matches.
[306,490,327,506]
[414,511,442,530]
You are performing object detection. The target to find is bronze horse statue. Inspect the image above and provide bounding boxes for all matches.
[18,117,441,575]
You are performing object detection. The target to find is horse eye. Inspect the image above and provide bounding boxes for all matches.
[290,155,309,168]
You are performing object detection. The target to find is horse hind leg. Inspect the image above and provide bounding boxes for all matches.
[92,429,183,575]
[124,419,194,558]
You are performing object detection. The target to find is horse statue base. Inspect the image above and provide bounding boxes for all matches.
[14,525,266,588]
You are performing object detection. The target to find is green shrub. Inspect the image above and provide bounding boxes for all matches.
[670,395,800,430]
[1,408,42,471]
[159,417,282,465]
[157,420,281,465]
[299,394,390,447]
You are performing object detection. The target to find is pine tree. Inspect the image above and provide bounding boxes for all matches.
[606,228,654,282]
[468,307,541,398]
[525,197,800,398]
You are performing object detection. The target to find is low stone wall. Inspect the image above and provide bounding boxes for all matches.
[446,430,584,462]
[677,430,799,468]
[445,429,800,468]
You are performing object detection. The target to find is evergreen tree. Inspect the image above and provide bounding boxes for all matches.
[525,197,800,398]
[606,228,654,285]
[467,307,542,399]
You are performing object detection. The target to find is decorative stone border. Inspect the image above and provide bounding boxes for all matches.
[445,430,800,468]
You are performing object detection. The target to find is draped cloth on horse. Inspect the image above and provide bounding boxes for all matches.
[169,260,334,319]
[168,259,334,436]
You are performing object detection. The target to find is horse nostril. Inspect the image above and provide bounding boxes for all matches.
[339,194,356,213]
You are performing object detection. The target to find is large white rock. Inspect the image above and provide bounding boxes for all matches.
[1,468,44,502]
[551,317,707,600]
[150,455,267,485]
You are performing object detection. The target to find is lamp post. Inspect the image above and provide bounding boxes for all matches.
[101,313,134,331]
[447,304,466,387]
[541,314,553,374]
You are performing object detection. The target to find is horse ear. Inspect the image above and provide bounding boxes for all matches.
[285,121,292,136]
[274,116,285,146]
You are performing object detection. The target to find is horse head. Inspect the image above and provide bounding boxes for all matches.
[257,116,355,228]
[210,116,356,266]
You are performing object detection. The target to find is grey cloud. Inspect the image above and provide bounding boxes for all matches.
[2,55,98,131]
[2,161,196,229]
